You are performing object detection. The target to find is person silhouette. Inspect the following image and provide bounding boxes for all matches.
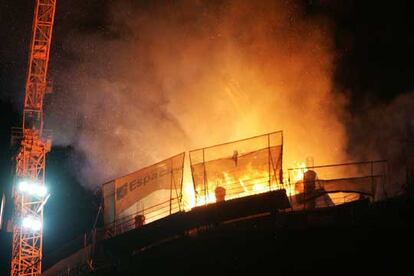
[215,186,226,202]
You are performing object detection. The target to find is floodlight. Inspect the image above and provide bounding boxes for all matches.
[22,216,42,231]
[18,180,47,197]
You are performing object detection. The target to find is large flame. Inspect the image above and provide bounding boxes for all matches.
[182,161,309,210]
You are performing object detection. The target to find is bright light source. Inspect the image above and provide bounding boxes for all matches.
[18,180,47,197]
[22,216,42,231]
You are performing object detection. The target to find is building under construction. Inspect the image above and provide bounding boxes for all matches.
[3,1,414,275]
[40,131,414,275]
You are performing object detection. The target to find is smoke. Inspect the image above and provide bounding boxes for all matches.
[48,0,349,188]
[345,92,414,194]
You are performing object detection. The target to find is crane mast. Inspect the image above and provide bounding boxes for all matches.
[11,1,56,275]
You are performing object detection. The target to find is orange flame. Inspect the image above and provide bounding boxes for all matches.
[182,162,309,210]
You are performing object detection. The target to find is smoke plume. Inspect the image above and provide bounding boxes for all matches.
[48,0,349,188]
[345,92,414,195]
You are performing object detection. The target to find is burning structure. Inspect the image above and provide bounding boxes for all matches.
[41,131,400,275]
[3,1,414,275]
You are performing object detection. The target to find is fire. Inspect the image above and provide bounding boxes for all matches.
[182,162,292,210]
[182,180,196,210]
[291,162,308,182]
[286,161,308,196]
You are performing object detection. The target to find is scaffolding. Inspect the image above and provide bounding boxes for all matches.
[287,160,388,210]
[189,131,284,206]
[102,153,185,238]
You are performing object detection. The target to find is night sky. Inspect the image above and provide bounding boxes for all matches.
[1,0,414,274]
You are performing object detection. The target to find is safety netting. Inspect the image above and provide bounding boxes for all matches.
[189,131,283,206]
[102,153,185,237]
[287,160,388,210]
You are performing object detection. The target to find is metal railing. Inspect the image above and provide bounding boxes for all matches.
[286,160,388,211]
[104,197,181,238]
[190,131,283,206]
[193,174,283,206]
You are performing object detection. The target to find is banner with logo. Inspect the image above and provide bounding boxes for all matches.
[102,153,185,226]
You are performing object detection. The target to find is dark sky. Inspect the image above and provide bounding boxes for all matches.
[1,0,414,274]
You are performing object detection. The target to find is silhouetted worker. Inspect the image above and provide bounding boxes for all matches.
[215,186,226,202]
[232,150,238,166]
[134,214,145,228]
[303,170,317,209]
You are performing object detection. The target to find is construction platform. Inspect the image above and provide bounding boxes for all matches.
[42,188,414,275]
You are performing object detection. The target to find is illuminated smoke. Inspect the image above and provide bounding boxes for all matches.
[345,92,414,194]
[48,0,349,188]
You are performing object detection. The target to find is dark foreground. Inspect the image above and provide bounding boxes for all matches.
[44,192,414,275]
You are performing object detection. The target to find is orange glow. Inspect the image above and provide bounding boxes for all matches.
[286,161,308,196]
[183,162,289,210]
[181,160,314,210]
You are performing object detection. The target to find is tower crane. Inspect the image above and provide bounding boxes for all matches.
[10,1,57,275]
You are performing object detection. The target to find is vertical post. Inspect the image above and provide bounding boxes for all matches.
[268,134,271,191]
[189,152,198,207]
[173,153,184,212]
[281,131,284,187]
[203,149,207,203]
[113,182,117,237]
[169,158,173,215]
[287,168,291,202]
[178,153,185,211]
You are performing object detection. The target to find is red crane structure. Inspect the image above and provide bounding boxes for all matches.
[10,1,57,275]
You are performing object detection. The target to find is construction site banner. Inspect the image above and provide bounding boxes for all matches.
[102,153,185,228]
[287,160,388,209]
[190,131,283,205]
